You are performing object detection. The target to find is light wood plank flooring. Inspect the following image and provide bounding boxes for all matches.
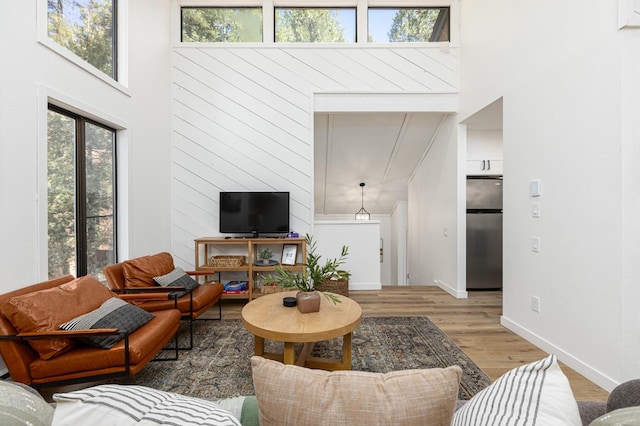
[221,286,609,402]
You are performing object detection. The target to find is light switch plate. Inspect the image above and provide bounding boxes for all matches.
[531,202,541,218]
[531,236,541,252]
[529,180,541,197]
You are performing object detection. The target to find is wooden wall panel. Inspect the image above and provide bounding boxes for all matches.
[170,45,459,266]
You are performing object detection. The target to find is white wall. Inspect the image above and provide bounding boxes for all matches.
[314,221,381,290]
[459,0,639,389]
[407,114,461,293]
[0,0,172,293]
[390,201,408,285]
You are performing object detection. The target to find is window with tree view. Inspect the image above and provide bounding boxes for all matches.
[181,7,262,42]
[47,0,117,79]
[368,7,449,42]
[275,8,356,43]
[47,105,117,281]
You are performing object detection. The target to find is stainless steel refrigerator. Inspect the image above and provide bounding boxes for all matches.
[466,177,503,290]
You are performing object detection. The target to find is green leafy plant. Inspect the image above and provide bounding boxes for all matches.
[267,234,349,304]
[258,248,273,260]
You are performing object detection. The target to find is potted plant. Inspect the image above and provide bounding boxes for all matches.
[267,234,349,313]
[258,248,273,265]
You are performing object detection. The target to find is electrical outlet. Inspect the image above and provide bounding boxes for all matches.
[531,296,541,313]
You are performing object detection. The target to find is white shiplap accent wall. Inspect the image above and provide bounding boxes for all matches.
[170,45,459,267]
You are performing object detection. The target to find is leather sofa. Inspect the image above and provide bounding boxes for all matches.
[103,252,224,349]
[0,275,181,389]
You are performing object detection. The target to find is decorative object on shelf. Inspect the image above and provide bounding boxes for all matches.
[286,231,299,238]
[258,248,273,265]
[267,234,349,311]
[355,182,371,220]
[207,255,245,267]
[315,270,351,297]
[281,244,298,266]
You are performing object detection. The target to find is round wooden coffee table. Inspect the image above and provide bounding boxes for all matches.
[241,291,362,370]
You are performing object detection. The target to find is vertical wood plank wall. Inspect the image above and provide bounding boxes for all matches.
[170,45,459,266]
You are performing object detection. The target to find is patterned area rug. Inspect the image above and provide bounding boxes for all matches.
[131,316,491,400]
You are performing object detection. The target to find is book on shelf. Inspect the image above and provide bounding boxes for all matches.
[224,280,248,293]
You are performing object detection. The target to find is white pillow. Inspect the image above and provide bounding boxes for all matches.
[452,355,582,426]
[52,384,240,426]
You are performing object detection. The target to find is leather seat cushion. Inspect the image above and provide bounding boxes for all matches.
[122,252,174,288]
[29,309,180,379]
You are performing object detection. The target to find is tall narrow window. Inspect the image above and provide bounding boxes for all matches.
[47,0,117,79]
[181,7,262,42]
[47,105,117,280]
[368,7,449,42]
[275,8,356,43]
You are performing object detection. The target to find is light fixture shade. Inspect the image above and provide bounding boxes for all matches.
[355,182,370,220]
[355,208,370,221]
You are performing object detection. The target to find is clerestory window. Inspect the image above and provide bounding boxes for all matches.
[368,7,450,43]
[274,8,356,43]
[181,7,263,42]
[47,0,117,79]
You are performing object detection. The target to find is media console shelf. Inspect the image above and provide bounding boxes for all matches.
[194,237,306,300]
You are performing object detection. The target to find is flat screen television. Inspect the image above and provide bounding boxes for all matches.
[219,192,290,237]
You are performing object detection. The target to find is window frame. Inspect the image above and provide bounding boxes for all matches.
[37,0,130,94]
[367,6,450,43]
[180,6,264,42]
[47,103,118,279]
[273,6,357,43]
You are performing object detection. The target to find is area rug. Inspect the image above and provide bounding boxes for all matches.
[131,316,491,400]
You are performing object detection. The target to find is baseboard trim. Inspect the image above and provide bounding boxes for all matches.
[500,315,618,392]
[435,279,468,299]
[349,282,382,291]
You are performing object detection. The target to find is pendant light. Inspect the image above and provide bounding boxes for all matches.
[355,182,371,220]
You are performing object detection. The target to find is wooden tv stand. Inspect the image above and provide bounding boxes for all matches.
[194,237,306,300]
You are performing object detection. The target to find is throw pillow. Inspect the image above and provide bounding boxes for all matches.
[52,384,241,426]
[0,381,54,426]
[452,355,582,426]
[59,297,155,348]
[1,275,114,359]
[251,356,462,426]
[122,252,175,287]
[153,267,199,293]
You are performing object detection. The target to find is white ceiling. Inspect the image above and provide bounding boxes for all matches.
[314,112,448,216]
[313,99,503,216]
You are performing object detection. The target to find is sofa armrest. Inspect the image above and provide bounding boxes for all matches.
[6,328,121,340]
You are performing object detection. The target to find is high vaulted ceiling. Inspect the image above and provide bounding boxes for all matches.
[314,112,449,216]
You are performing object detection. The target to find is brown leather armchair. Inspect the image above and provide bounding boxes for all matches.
[0,275,181,389]
[103,252,224,349]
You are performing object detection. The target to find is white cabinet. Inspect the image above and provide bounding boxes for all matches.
[467,130,503,176]
[467,158,503,175]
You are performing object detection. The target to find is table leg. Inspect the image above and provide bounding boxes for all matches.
[296,342,314,366]
[283,342,296,364]
[342,332,352,369]
[254,336,265,356]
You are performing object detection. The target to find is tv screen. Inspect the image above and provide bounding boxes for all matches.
[219,192,290,236]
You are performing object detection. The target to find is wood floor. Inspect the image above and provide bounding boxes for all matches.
[221,286,609,402]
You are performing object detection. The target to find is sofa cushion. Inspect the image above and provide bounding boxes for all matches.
[154,267,199,297]
[452,355,582,426]
[52,384,241,426]
[251,356,461,426]
[122,252,174,288]
[59,297,155,348]
[1,275,114,360]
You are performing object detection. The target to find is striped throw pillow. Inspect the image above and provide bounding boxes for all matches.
[452,355,582,426]
[59,297,154,348]
[52,384,241,426]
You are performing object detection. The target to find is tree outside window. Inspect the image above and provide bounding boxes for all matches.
[47,106,117,280]
[47,0,116,79]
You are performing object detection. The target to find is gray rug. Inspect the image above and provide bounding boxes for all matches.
[131,316,491,400]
